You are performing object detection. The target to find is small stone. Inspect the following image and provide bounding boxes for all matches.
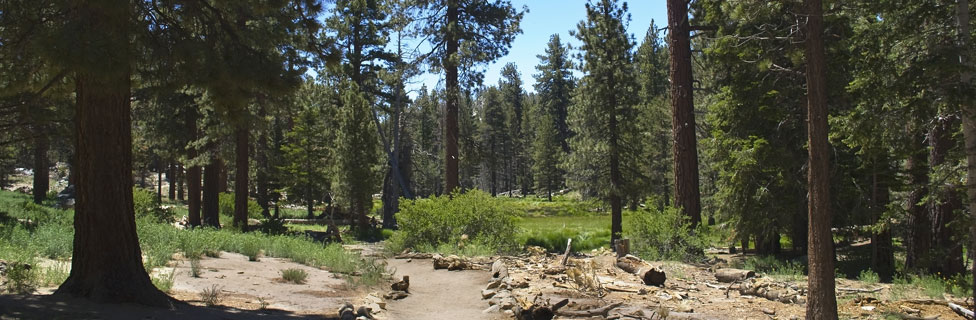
[482,305,501,313]
[482,289,497,299]
[860,306,875,312]
[762,308,775,315]
[406,258,412,263]
[486,279,503,290]
[499,298,516,310]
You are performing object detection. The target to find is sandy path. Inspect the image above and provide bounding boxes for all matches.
[384,258,502,320]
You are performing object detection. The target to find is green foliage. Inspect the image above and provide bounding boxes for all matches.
[201,284,223,306]
[151,269,176,293]
[280,268,308,284]
[858,269,880,284]
[40,262,69,287]
[279,81,335,218]
[217,192,262,220]
[625,206,707,262]
[737,256,806,282]
[133,187,174,223]
[189,257,202,278]
[240,236,262,261]
[3,256,37,294]
[390,190,519,254]
[531,111,565,199]
[337,80,380,220]
[520,227,609,254]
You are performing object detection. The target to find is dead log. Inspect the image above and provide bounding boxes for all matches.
[561,238,572,266]
[837,286,882,293]
[394,252,434,259]
[490,260,509,280]
[949,302,974,319]
[391,276,409,292]
[514,298,569,320]
[555,302,623,317]
[616,255,666,286]
[432,254,471,270]
[338,303,356,320]
[714,268,755,283]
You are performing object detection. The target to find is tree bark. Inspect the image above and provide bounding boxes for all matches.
[54,0,171,307]
[905,127,931,271]
[176,164,184,202]
[203,158,221,229]
[167,162,175,200]
[186,110,201,227]
[870,166,894,282]
[667,0,702,227]
[803,0,838,317]
[443,0,460,195]
[233,123,249,231]
[928,115,965,276]
[32,129,49,204]
[957,0,976,303]
[608,76,623,246]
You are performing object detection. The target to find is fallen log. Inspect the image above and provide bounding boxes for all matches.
[514,298,569,320]
[714,268,755,283]
[433,254,472,270]
[837,287,882,293]
[949,302,974,319]
[391,276,409,292]
[738,279,802,304]
[394,252,434,259]
[616,255,666,286]
[555,302,623,318]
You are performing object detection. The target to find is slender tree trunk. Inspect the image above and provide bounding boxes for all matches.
[203,158,221,228]
[905,128,931,271]
[667,0,702,227]
[870,166,894,282]
[803,0,838,316]
[156,158,162,202]
[32,130,49,204]
[444,0,460,194]
[218,160,228,193]
[608,77,623,246]
[233,124,249,231]
[957,0,976,303]
[176,164,184,202]
[167,162,175,200]
[186,111,201,227]
[54,0,171,306]
[928,115,965,276]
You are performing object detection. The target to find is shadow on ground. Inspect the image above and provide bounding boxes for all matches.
[0,294,337,320]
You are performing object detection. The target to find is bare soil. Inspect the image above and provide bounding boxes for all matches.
[384,257,505,320]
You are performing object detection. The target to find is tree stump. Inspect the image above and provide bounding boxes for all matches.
[616,255,666,286]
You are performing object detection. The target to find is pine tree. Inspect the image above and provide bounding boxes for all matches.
[532,111,564,201]
[534,34,576,155]
[667,0,702,227]
[634,22,672,209]
[499,63,530,195]
[479,87,508,196]
[338,80,381,229]
[280,81,335,219]
[412,0,524,194]
[568,0,638,245]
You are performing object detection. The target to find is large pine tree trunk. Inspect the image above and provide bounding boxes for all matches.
[54,0,171,307]
[444,0,459,195]
[32,129,49,204]
[957,0,976,303]
[233,124,249,231]
[203,158,221,228]
[666,0,702,227]
[803,0,838,317]
[186,110,201,227]
[929,115,965,276]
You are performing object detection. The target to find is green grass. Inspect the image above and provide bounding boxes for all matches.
[280,268,308,284]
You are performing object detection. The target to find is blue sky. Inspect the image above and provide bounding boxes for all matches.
[410,0,669,95]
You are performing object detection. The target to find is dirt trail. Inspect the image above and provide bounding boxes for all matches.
[384,258,502,320]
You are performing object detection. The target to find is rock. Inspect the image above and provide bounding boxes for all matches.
[339,303,357,320]
[486,279,503,290]
[356,306,375,319]
[499,298,516,310]
[860,306,875,312]
[482,289,497,299]
[762,308,775,315]
[483,305,501,314]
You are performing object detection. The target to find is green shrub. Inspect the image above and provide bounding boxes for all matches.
[133,187,173,222]
[218,192,263,220]
[625,206,707,262]
[4,257,37,294]
[151,269,176,293]
[41,262,69,286]
[280,268,308,284]
[391,190,518,254]
[200,284,223,306]
[858,269,880,284]
[240,237,261,261]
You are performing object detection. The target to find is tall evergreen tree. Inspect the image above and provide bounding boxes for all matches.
[499,63,530,195]
[634,21,672,209]
[567,0,638,245]
[479,87,508,196]
[412,0,524,194]
[534,34,575,155]
[532,111,564,201]
[667,0,702,227]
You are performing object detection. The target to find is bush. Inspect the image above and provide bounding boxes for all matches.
[625,206,707,262]
[738,255,806,281]
[133,187,173,222]
[4,256,37,294]
[390,190,519,254]
[218,192,263,220]
[280,268,308,284]
[858,269,880,284]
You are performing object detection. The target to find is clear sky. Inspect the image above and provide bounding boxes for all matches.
[410,0,669,95]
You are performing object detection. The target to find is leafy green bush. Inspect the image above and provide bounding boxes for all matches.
[133,187,173,222]
[218,192,263,220]
[389,190,519,254]
[625,206,707,262]
[4,256,37,294]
